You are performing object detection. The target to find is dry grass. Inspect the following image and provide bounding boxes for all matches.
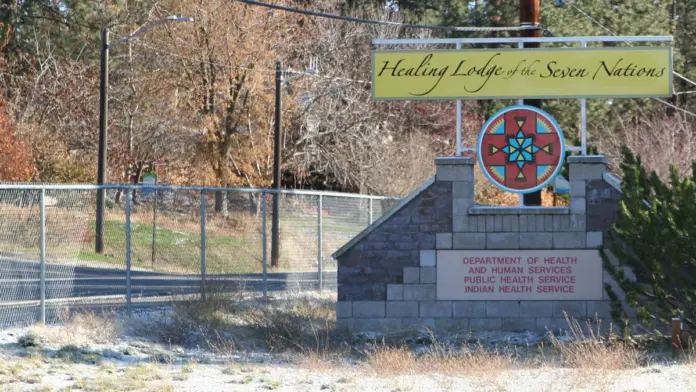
[364,335,519,391]
[144,282,246,347]
[0,355,45,386]
[239,296,336,353]
[3,310,696,392]
[355,319,651,391]
[25,308,120,347]
[127,208,261,238]
[75,363,174,392]
[0,202,90,256]
[548,316,644,370]
[7,295,679,392]
[544,315,646,391]
[143,282,338,355]
[366,341,517,377]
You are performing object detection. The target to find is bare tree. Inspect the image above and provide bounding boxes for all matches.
[284,3,475,196]
[595,114,696,179]
[148,0,309,215]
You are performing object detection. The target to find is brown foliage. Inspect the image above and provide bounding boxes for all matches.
[0,26,32,181]
[0,102,32,181]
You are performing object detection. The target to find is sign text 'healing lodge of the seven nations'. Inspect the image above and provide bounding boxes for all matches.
[372,47,672,100]
[436,250,603,301]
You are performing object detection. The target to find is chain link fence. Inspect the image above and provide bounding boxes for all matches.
[0,185,399,327]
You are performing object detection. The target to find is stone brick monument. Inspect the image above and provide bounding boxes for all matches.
[333,155,632,333]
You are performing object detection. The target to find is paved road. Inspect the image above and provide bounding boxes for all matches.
[0,258,337,305]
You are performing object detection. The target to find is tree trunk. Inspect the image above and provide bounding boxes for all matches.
[248,192,262,216]
[214,164,229,217]
[214,190,229,217]
[132,164,144,205]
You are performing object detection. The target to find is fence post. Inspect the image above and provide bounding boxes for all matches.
[369,197,374,225]
[39,188,46,325]
[261,191,268,301]
[151,189,157,269]
[200,191,206,288]
[672,313,684,354]
[125,189,132,314]
[317,195,323,291]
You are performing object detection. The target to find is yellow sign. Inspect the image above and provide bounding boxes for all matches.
[372,47,672,100]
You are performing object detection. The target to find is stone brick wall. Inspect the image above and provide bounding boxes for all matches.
[334,155,629,334]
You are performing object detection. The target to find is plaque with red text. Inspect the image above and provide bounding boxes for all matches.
[437,250,603,301]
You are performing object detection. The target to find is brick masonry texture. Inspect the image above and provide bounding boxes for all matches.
[453,301,486,318]
[403,267,419,284]
[387,284,403,301]
[419,301,453,318]
[386,301,419,318]
[403,284,436,301]
[519,232,553,249]
[503,318,536,332]
[420,267,437,284]
[336,157,630,334]
[436,233,453,249]
[519,301,553,318]
[486,301,519,318]
[337,181,452,301]
[453,233,486,249]
[420,250,436,267]
[552,301,586,318]
[352,301,385,318]
[336,301,352,318]
[586,180,622,232]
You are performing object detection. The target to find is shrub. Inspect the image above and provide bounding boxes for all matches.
[602,146,696,331]
[17,331,41,348]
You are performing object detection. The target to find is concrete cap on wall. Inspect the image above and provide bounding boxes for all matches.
[567,155,607,164]
[435,156,476,166]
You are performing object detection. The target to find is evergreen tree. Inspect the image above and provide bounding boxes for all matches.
[540,0,675,147]
[602,146,696,332]
[0,0,105,59]
[674,0,696,110]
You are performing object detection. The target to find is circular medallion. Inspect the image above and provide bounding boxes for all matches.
[477,105,565,194]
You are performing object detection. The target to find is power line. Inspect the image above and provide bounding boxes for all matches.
[236,0,537,32]
[567,3,614,36]
[655,98,696,119]
[566,0,696,89]
[559,1,696,118]
[134,17,696,117]
[133,41,371,84]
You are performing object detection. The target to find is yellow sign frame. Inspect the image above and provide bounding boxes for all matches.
[372,46,673,100]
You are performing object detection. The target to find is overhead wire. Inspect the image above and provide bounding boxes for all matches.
[566,0,696,89]
[130,2,696,117]
[654,98,696,118]
[132,40,372,84]
[562,0,696,118]
[236,0,537,32]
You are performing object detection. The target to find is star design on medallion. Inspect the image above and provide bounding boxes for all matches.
[503,129,539,169]
[487,116,554,182]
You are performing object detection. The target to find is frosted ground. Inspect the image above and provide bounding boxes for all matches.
[1,291,695,392]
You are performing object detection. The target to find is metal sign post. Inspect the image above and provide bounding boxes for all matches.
[456,41,463,157]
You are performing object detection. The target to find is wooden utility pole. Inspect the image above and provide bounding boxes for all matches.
[520,0,542,206]
[271,61,282,268]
